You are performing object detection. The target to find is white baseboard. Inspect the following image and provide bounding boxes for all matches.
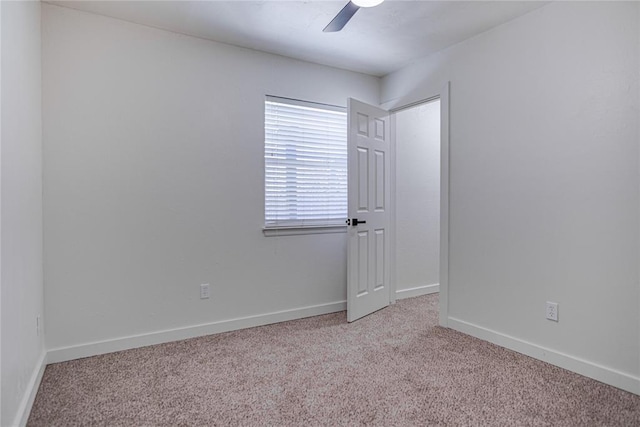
[14,351,47,427]
[448,317,640,396]
[48,300,347,364]
[396,283,439,300]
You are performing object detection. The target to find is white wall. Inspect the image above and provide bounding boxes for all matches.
[383,1,639,393]
[1,2,3,421]
[1,1,45,425]
[42,4,379,357]
[395,100,440,296]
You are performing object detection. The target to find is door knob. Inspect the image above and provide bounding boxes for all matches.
[346,218,366,226]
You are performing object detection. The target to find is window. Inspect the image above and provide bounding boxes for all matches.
[264,96,347,230]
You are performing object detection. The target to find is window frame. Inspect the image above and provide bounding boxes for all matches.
[263,95,348,236]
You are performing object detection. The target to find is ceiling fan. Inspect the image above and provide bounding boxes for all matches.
[323,0,385,33]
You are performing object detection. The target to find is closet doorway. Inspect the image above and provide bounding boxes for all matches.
[394,98,441,301]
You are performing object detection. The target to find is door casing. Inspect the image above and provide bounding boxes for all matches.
[387,82,450,327]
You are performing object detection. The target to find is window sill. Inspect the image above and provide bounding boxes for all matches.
[263,225,347,237]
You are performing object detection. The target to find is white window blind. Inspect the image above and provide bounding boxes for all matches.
[265,96,347,228]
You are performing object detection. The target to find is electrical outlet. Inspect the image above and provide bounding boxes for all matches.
[200,283,210,299]
[546,301,558,322]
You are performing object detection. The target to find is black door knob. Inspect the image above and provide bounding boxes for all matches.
[349,218,366,226]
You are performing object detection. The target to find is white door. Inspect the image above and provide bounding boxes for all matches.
[347,98,391,322]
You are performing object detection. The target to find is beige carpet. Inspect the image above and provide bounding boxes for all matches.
[29,295,639,426]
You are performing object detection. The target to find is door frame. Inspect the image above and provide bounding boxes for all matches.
[387,82,450,327]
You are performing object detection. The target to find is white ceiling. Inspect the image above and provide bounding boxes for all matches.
[49,0,548,77]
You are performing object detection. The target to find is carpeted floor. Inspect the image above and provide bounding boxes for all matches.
[29,294,639,426]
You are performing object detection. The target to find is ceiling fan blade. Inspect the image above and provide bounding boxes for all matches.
[323,1,360,33]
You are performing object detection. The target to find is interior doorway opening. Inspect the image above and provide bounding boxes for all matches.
[394,98,441,300]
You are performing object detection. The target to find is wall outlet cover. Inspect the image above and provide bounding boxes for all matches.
[200,283,210,299]
[546,301,558,322]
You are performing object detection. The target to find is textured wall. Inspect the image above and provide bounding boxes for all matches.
[1,1,44,425]
[42,4,379,353]
[383,1,639,388]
